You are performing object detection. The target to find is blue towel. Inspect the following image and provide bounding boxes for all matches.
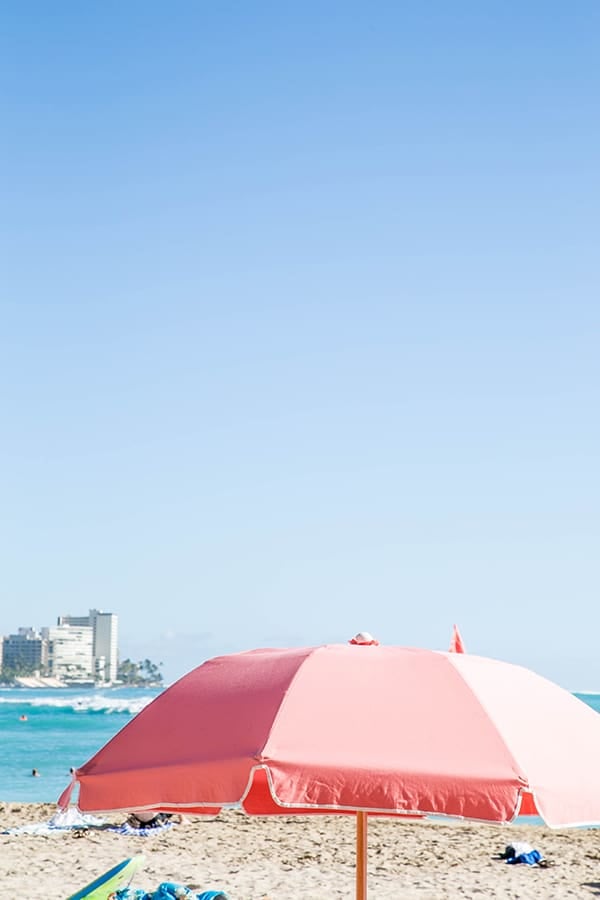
[109,821,175,837]
[115,884,228,899]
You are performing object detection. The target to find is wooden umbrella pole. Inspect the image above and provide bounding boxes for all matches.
[356,810,368,900]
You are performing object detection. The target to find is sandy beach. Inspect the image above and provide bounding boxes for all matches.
[1,804,599,899]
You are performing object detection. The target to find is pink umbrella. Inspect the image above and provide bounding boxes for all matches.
[59,635,600,900]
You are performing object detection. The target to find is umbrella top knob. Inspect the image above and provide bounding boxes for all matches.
[349,631,379,646]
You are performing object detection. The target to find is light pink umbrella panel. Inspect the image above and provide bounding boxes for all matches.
[59,640,600,899]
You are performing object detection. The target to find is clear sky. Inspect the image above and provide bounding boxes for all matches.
[1,2,598,689]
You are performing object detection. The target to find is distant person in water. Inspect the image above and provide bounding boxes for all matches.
[31,768,40,777]
[19,714,27,721]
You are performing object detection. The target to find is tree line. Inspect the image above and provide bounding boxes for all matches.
[0,657,164,686]
[117,657,164,685]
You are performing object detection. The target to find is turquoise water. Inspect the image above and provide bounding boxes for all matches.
[1,687,599,806]
[0,686,162,803]
[573,691,600,714]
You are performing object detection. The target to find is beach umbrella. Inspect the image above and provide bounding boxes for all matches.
[59,634,600,900]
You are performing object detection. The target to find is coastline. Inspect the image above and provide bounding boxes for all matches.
[2,803,600,899]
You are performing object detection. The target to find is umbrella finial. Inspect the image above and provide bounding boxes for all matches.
[349,632,379,646]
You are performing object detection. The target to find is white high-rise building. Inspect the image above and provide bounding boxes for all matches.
[44,624,94,681]
[57,609,119,683]
[91,609,119,683]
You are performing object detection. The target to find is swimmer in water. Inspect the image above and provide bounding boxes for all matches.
[31,768,40,777]
[19,714,27,721]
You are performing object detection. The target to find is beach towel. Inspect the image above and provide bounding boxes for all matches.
[1,807,105,835]
[1,807,175,838]
[108,820,175,837]
[115,884,228,899]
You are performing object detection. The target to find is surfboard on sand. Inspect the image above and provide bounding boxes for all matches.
[66,855,145,900]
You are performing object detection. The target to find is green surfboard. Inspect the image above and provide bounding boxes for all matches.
[66,855,145,900]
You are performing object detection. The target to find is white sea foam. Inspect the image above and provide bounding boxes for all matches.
[0,693,154,715]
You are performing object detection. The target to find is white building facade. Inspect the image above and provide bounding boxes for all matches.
[57,609,118,683]
[43,624,94,681]
[91,610,119,683]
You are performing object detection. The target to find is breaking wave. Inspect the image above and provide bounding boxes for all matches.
[0,691,158,716]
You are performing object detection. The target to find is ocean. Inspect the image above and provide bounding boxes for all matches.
[0,685,163,803]
[1,687,599,807]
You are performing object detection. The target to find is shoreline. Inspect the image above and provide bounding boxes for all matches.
[2,803,600,899]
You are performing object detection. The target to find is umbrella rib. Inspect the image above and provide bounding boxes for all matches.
[444,653,532,822]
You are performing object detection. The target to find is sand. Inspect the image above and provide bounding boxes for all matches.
[1,803,599,899]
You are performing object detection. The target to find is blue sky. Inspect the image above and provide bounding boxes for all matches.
[1,2,599,688]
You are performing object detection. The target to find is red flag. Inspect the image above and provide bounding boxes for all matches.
[449,624,466,653]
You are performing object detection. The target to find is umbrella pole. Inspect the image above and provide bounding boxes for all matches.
[356,810,368,900]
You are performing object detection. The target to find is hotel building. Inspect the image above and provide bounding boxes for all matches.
[57,609,119,683]
[0,609,119,684]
